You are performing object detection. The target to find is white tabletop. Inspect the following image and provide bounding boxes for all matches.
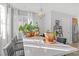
[23,36,78,56]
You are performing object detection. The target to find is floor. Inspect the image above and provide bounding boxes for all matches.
[66,42,79,56]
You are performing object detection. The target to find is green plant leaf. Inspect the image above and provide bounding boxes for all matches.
[18,21,39,33]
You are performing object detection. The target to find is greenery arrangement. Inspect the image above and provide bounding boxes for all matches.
[18,21,39,33]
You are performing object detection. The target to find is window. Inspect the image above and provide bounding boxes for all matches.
[0,5,6,39]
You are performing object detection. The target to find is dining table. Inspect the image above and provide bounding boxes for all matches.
[23,36,78,56]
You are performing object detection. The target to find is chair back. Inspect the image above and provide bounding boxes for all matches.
[12,36,25,56]
[3,41,15,56]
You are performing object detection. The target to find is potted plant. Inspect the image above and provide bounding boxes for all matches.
[18,21,39,37]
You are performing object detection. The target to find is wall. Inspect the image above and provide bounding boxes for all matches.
[11,3,79,16]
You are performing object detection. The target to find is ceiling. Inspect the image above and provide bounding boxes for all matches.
[10,3,79,16]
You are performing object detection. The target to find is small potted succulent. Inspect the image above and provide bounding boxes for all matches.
[18,21,39,37]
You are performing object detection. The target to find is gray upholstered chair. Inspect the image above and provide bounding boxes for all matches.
[3,41,16,56]
[12,36,25,56]
[3,36,25,56]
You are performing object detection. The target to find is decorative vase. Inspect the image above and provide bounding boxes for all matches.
[44,32,55,44]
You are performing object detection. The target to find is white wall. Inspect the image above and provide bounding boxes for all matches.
[11,3,79,16]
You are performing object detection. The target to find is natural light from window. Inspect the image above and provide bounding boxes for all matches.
[0,5,6,39]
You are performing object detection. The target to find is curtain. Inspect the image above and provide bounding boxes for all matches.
[0,4,7,55]
[1,4,12,46]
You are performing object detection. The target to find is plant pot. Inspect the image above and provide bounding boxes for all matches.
[34,32,39,36]
[44,32,55,44]
[24,32,33,37]
[31,32,35,36]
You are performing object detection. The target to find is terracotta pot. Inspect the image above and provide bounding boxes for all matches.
[24,32,33,37]
[44,32,55,44]
[31,32,35,36]
[34,32,39,36]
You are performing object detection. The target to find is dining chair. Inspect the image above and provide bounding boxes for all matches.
[12,36,25,56]
[3,41,16,56]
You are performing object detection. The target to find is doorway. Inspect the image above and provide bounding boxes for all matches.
[72,17,79,43]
